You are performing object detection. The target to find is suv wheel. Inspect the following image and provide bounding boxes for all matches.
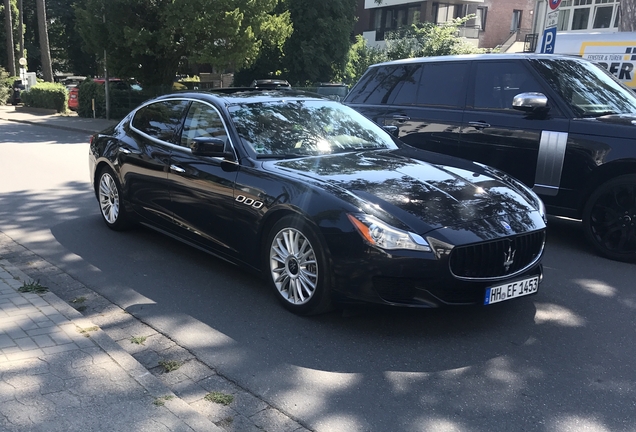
[583,175,636,262]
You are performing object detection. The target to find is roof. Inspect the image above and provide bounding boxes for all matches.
[155,89,328,105]
[370,53,587,68]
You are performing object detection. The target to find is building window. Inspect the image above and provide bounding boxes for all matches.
[556,0,619,31]
[433,3,467,24]
[372,4,421,40]
[475,7,487,30]
[511,10,522,32]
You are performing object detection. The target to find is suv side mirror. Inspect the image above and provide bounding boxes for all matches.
[512,92,549,113]
[383,125,399,137]
[190,137,234,159]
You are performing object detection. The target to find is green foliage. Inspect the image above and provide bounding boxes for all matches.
[0,67,12,104]
[384,16,485,60]
[75,0,289,87]
[339,35,387,85]
[20,82,68,112]
[77,78,149,119]
[284,0,357,84]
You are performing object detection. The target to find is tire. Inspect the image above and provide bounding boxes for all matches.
[583,175,636,262]
[265,216,333,315]
[96,167,131,231]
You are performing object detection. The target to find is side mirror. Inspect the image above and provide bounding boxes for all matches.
[383,125,399,137]
[512,92,549,113]
[190,137,234,159]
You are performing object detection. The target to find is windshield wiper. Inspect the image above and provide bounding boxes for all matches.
[256,153,308,160]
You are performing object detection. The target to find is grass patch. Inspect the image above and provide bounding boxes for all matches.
[153,395,174,406]
[130,335,147,345]
[204,392,234,405]
[71,296,87,304]
[158,360,181,372]
[18,280,48,294]
[78,326,99,337]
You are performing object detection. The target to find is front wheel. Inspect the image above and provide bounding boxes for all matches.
[265,216,333,315]
[583,175,636,262]
[97,167,131,231]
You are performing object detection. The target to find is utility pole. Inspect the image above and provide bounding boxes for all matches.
[18,0,24,58]
[3,0,16,76]
[36,0,54,82]
[103,10,110,120]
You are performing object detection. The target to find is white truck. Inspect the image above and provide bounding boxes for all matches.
[536,32,636,90]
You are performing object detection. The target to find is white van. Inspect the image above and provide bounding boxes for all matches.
[536,32,636,89]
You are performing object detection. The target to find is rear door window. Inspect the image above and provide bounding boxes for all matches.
[132,100,190,143]
[418,62,469,108]
[386,65,424,106]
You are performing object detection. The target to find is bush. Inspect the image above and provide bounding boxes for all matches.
[20,82,68,113]
[78,79,158,119]
[0,67,14,105]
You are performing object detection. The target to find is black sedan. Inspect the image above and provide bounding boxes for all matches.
[89,90,547,315]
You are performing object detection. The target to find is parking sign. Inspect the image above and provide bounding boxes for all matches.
[540,27,557,53]
[549,0,562,10]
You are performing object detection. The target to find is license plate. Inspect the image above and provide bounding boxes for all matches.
[484,276,539,305]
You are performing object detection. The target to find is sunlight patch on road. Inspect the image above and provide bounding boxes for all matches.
[534,303,586,327]
[575,279,617,297]
[410,417,466,432]
[548,415,611,432]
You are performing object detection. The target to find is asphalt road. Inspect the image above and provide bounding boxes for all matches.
[2,120,636,432]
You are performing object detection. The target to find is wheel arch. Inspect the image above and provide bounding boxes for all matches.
[580,159,636,213]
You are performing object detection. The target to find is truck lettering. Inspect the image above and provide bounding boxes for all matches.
[619,63,633,80]
[609,63,621,76]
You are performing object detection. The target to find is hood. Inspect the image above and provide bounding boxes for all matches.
[266,149,542,236]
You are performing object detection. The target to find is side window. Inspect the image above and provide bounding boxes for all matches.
[180,102,228,148]
[473,61,544,110]
[344,67,381,103]
[365,66,412,105]
[132,100,189,143]
[386,65,424,105]
[418,62,469,108]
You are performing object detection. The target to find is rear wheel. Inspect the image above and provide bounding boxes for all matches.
[97,167,131,231]
[266,216,333,315]
[583,175,636,262]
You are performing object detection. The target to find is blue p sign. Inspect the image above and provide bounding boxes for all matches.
[541,27,557,54]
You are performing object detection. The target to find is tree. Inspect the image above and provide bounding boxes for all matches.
[339,35,386,85]
[383,16,484,61]
[36,0,52,81]
[620,0,636,31]
[75,0,290,87]
[283,0,357,84]
[3,0,16,75]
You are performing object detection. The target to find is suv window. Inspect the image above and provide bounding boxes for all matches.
[418,62,469,108]
[132,100,189,143]
[472,61,544,111]
[345,65,415,104]
[386,65,423,106]
[530,58,636,117]
[181,102,228,148]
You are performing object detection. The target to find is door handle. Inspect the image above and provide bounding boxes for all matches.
[118,147,132,154]
[468,121,491,130]
[170,165,186,173]
[391,115,410,122]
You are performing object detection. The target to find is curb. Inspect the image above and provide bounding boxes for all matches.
[1,117,105,135]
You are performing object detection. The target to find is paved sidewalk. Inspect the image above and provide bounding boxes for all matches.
[0,105,117,134]
[1,106,312,431]
[0,259,221,432]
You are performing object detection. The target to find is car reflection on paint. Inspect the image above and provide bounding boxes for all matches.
[88,89,547,315]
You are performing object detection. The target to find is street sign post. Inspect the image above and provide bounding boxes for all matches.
[540,0,561,53]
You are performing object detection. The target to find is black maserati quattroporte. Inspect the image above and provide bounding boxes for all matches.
[89,90,547,315]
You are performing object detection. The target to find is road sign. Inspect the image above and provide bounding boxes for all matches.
[540,27,557,53]
[546,10,560,28]
[549,0,562,10]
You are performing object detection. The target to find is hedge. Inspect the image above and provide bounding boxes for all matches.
[21,82,68,113]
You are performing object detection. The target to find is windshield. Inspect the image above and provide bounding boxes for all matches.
[228,100,398,158]
[530,57,636,117]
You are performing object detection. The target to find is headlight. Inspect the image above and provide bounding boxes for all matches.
[347,214,431,252]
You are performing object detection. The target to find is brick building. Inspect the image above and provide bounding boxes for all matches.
[353,0,536,51]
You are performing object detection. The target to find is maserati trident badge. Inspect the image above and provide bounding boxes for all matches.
[503,244,516,272]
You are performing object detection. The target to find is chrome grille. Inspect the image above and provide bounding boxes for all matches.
[449,230,545,280]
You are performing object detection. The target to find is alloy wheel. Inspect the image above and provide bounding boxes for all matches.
[587,181,636,257]
[269,227,319,305]
[99,172,120,225]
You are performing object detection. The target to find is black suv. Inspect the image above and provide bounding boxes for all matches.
[344,53,636,262]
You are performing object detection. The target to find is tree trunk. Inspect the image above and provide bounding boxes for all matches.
[36,0,53,82]
[620,0,636,32]
[3,0,16,75]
